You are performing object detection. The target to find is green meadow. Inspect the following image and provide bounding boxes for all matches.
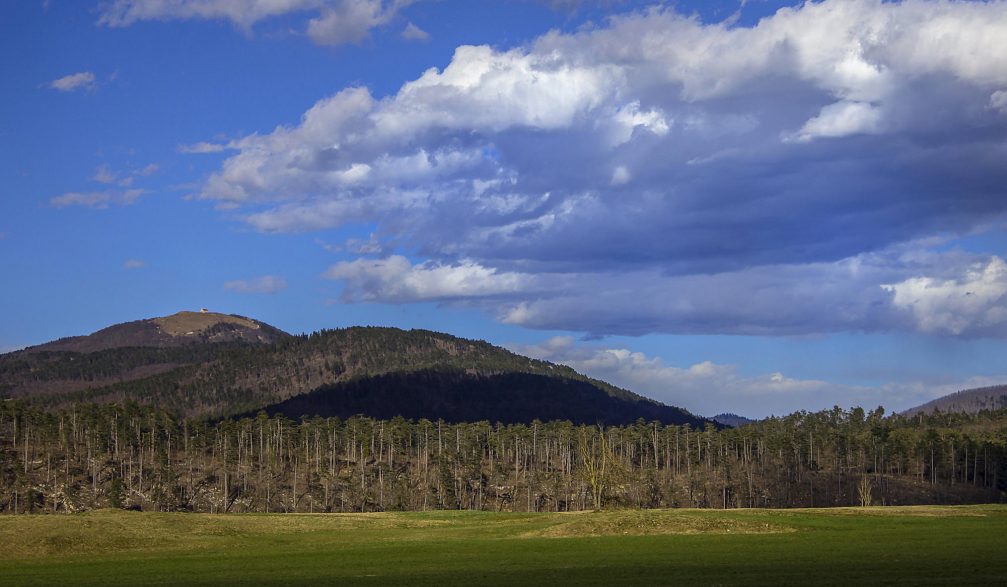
[2,506,1006,586]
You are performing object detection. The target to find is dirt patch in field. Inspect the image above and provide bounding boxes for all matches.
[0,511,460,559]
[806,505,991,518]
[153,312,260,335]
[527,510,794,538]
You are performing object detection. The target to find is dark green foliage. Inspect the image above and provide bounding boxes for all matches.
[262,369,703,425]
[108,477,123,509]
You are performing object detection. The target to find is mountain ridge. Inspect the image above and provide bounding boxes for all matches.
[1,313,710,427]
[900,384,1007,417]
[23,310,289,354]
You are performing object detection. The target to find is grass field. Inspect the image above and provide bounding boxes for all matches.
[2,506,1006,586]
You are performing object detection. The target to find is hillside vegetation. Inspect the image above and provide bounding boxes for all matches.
[902,385,1007,417]
[1,323,704,426]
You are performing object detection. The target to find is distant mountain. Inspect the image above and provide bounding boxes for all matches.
[0,313,709,427]
[712,413,756,428]
[900,385,1007,417]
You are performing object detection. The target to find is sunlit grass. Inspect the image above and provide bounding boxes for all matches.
[2,505,1006,586]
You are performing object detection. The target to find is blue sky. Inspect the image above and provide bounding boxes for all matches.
[3,0,1007,418]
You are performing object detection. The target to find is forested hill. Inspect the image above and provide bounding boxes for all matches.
[0,316,708,427]
[901,385,1007,417]
[712,413,756,428]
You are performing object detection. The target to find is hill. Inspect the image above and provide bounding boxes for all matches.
[900,384,1007,417]
[712,413,756,428]
[0,314,708,426]
[23,310,288,353]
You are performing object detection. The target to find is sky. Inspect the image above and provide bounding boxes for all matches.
[3,0,1007,419]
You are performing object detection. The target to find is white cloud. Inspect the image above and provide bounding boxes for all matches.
[513,337,869,417]
[324,255,538,302]
[178,141,228,154]
[307,0,401,46]
[123,259,146,270]
[90,163,158,187]
[513,336,1007,418]
[50,192,114,209]
[201,1,1007,224]
[223,275,288,294]
[191,1,1007,338]
[49,189,145,209]
[788,100,883,142]
[49,71,97,92]
[373,43,616,134]
[321,242,1007,338]
[401,21,429,42]
[883,256,1007,336]
[610,165,630,185]
[97,0,317,29]
[345,233,384,254]
[991,89,1007,114]
[98,0,409,47]
[607,101,670,146]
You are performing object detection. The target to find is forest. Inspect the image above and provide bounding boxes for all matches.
[2,401,1003,514]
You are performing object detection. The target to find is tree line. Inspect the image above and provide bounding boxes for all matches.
[1,401,1004,514]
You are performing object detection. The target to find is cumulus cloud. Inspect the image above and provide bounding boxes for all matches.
[191,1,1007,337]
[122,259,146,269]
[324,255,540,302]
[506,248,1007,338]
[324,243,1007,338]
[883,257,1007,336]
[990,89,1007,114]
[49,71,97,92]
[307,0,404,46]
[223,275,288,294]
[98,0,409,47]
[788,100,883,142]
[49,189,145,209]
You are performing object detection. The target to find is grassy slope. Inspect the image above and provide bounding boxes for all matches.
[2,506,1006,586]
